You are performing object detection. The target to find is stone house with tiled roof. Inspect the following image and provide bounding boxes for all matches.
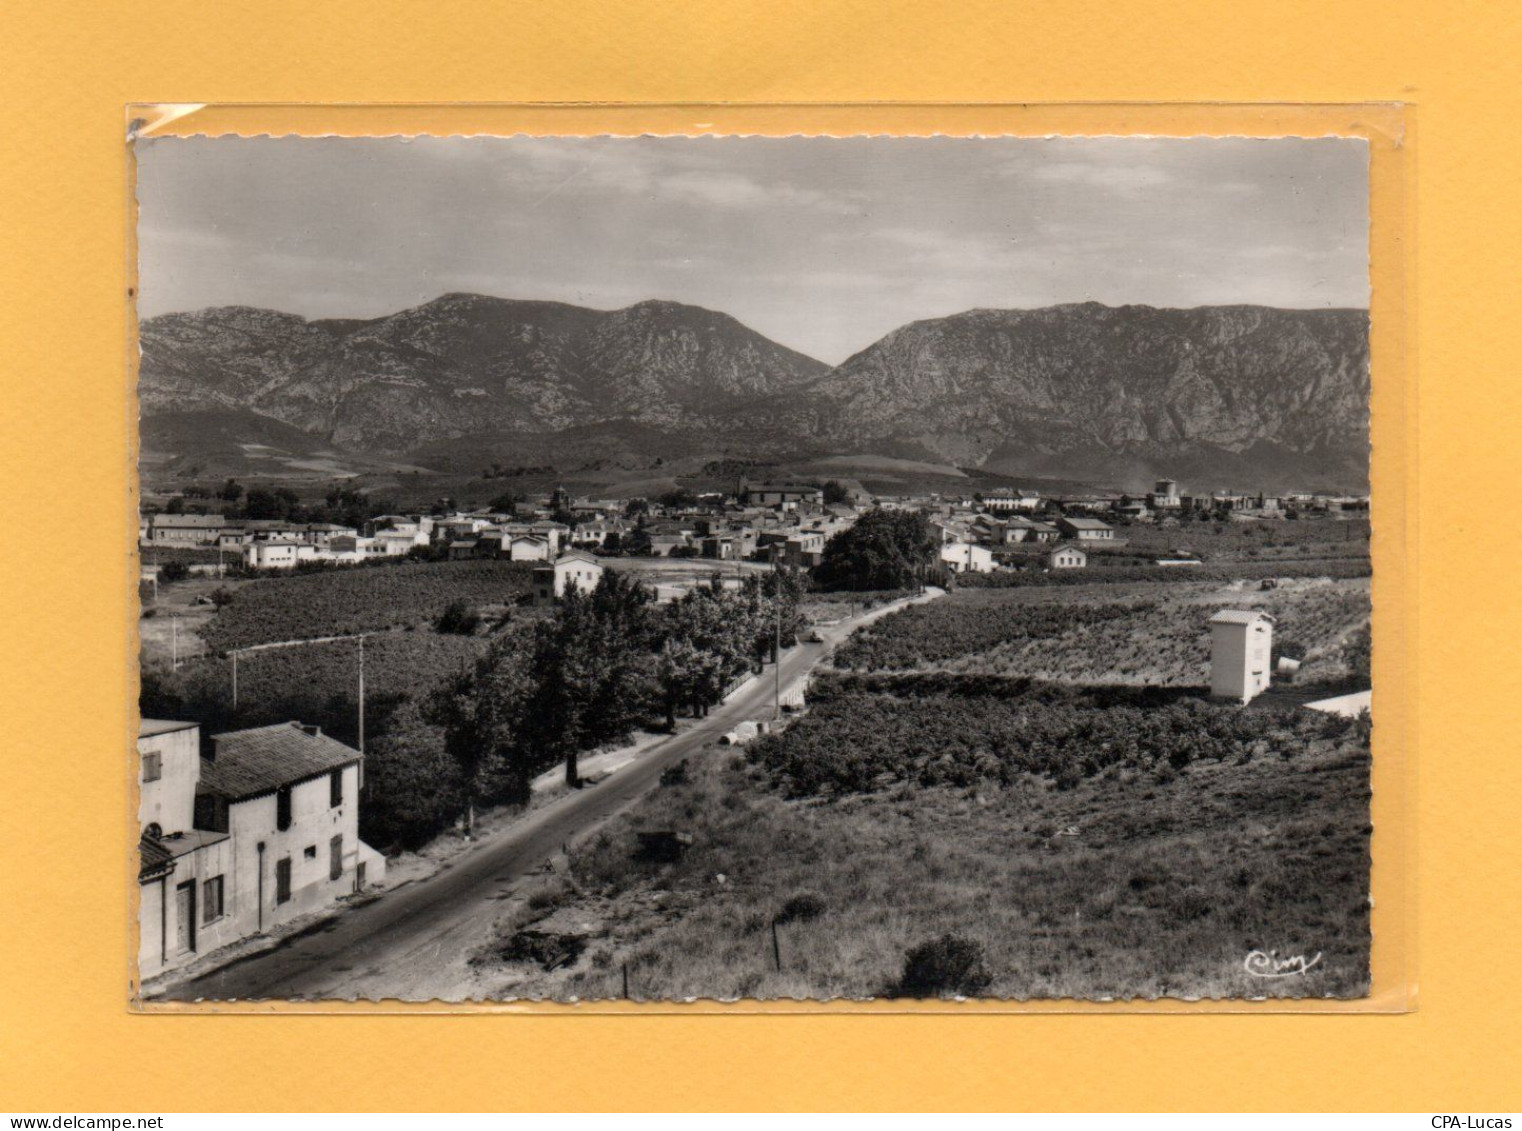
[137,719,384,982]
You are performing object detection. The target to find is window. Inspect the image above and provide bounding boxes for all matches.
[276,785,292,831]
[275,857,292,904]
[202,876,224,923]
[330,835,343,881]
[330,768,343,808]
[303,845,316,859]
[142,752,161,782]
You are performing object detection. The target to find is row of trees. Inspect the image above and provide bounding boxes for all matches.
[155,483,397,530]
[398,567,807,838]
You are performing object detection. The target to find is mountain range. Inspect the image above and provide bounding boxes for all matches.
[138,295,1371,493]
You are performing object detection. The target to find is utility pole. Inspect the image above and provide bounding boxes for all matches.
[773,558,782,721]
[171,615,179,671]
[357,634,365,755]
[228,632,369,744]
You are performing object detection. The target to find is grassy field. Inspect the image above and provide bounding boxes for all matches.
[464,570,1372,1002]
[472,729,1369,1001]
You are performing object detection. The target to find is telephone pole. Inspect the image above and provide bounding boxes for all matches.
[227,632,370,748]
[773,557,783,721]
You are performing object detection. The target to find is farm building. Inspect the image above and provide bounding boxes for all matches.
[940,540,996,573]
[980,488,1042,514]
[1209,609,1275,703]
[137,719,384,981]
[739,480,824,509]
[243,539,319,570]
[1048,545,1087,570]
[148,513,226,546]
[533,551,606,605]
[1150,479,1182,509]
[1056,516,1117,542]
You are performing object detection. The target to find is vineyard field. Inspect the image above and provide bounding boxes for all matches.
[202,560,537,651]
[748,676,1359,797]
[834,578,1370,686]
[139,627,487,761]
[1103,516,1370,562]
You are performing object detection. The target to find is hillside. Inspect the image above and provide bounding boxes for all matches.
[139,295,828,452]
[140,297,1371,493]
[810,304,1370,491]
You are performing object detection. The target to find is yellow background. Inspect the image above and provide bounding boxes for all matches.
[0,0,1516,1112]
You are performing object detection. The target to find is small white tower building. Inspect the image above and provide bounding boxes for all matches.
[1209,609,1275,703]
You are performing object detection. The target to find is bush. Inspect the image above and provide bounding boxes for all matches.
[160,560,190,583]
[894,933,993,998]
[435,600,481,635]
[358,700,468,850]
[774,891,827,924]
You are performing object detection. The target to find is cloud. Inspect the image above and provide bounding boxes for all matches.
[657,170,830,210]
[1027,162,1174,193]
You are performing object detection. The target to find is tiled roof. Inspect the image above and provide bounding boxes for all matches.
[152,514,225,527]
[139,833,175,882]
[1209,609,1275,626]
[1060,516,1113,530]
[139,718,198,739]
[200,722,361,801]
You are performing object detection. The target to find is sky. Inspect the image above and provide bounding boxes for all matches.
[136,135,1369,365]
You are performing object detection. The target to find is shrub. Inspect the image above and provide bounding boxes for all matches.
[435,600,481,635]
[894,933,993,998]
[774,891,827,924]
[160,560,190,583]
[1168,887,1215,923]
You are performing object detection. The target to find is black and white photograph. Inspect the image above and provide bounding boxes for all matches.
[133,134,1373,1003]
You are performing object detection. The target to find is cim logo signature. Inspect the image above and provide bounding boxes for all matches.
[1243,949,1323,978]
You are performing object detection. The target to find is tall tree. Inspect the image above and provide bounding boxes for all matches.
[427,624,538,835]
[813,508,938,591]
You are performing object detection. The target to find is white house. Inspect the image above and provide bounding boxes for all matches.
[980,488,1041,514]
[940,540,995,573]
[508,535,551,562]
[374,531,419,557]
[531,551,606,605]
[243,539,319,570]
[1048,545,1087,570]
[329,534,390,563]
[138,719,384,981]
[1209,609,1275,703]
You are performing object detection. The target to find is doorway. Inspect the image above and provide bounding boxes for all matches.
[174,880,196,954]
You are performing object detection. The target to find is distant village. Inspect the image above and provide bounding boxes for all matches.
[141,475,1372,587]
[135,472,1370,985]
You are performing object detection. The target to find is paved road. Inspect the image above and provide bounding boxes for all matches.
[160,588,943,1002]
